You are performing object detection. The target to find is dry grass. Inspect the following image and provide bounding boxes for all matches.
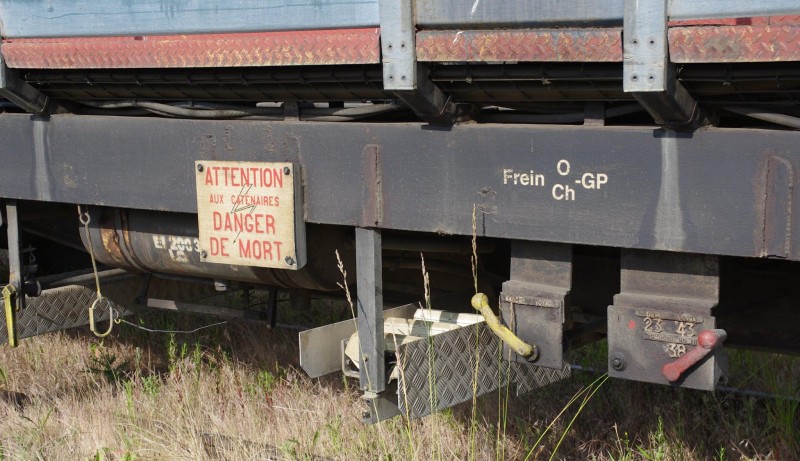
[0,247,797,460]
[0,302,795,461]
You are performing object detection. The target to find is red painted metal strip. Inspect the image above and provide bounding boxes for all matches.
[416,29,623,63]
[669,15,800,27]
[1,28,381,69]
[669,24,800,63]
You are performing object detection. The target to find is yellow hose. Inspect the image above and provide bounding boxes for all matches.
[471,293,535,359]
[2,284,18,348]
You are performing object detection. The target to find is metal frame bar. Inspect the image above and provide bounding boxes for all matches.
[5,201,23,304]
[2,116,800,260]
[356,227,385,394]
[623,0,699,127]
[0,53,50,114]
[147,298,272,322]
[379,0,455,124]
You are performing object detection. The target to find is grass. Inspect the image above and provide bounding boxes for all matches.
[0,303,794,460]
[0,248,798,459]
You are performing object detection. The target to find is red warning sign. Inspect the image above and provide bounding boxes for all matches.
[195,161,304,269]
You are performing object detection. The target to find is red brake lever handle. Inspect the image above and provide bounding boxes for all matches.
[661,329,727,383]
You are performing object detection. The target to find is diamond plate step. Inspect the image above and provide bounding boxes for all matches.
[0,273,144,344]
[396,322,570,419]
[0,271,217,344]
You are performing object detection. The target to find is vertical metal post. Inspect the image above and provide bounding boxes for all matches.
[623,0,699,127]
[356,227,384,393]
[623,0,667,93]
[378,0,454,124]
[5,201,22,295]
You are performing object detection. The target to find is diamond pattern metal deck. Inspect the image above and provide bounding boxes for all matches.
[669,24,800,63]
[1,28,381,69]
[416,29,623,63]
[0,273,216,344]
[0,277,140,344]
[396,322,570,419]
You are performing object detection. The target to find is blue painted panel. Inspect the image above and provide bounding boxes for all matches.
[0,0,379,38]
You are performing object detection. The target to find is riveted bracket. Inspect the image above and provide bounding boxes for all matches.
[379,0,455,125]
[608,250,727,390]
[0,52,51,114]
[623,0,701,128]
[500,241,572,369]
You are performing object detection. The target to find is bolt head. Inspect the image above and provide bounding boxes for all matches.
[285,256,295,266]
[611,356,625,371]
[200,250,208,258]
[197,163,204,172]
[283,166,291,175]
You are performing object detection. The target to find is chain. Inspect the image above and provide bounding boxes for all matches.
[78,205,116,338]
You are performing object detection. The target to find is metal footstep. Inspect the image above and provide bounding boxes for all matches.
[0,270,217,345]
[0,272,141,345]
[299,304,570,422]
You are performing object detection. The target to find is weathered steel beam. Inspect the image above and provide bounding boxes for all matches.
[0,115,799,260]
[0,55,50,114]
[356,227,385,394]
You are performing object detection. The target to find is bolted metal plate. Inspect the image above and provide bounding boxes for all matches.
[0,272,217,344]
[416,28,623,63]
[1,29,381,69]
[607,302,726,390]
[395,322,570,419]
[669,24,800,63]
[0,279,138,344]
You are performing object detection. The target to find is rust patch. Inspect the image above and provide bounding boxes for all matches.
[361,144,383,227]
[1,28,381,69]
[669,24,800,62]
[416,28,623,62]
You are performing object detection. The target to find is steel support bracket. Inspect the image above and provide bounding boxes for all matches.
[379,0,455,125]
[608,250,727,390]
[3,201,24,347]
[500,241,572,369]
[355,227,385,394]
[0,53,50,114]
[623,0,700,128]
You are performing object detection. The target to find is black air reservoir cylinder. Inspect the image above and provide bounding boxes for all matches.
[79,208,353,290]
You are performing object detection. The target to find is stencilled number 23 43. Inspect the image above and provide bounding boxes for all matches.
[644,316,663,333]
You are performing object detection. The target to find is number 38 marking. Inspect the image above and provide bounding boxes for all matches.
[666,343,686,358]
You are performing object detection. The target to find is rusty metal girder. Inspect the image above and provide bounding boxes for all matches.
[1,28,381,69]
[4,23,800,69]
[416,28,623,63]
[669,24,800,63]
